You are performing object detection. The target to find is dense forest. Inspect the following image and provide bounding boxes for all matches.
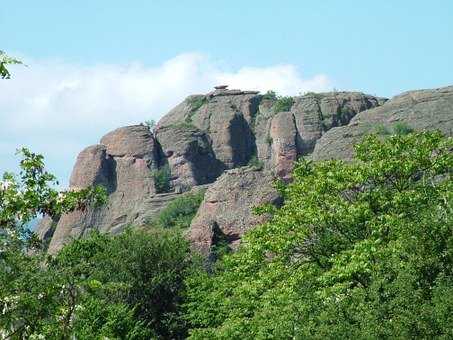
[1,130,452,339]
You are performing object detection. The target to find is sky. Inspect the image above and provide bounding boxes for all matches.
[1,0,453,186]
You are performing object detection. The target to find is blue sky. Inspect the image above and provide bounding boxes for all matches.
[1,0,453,185]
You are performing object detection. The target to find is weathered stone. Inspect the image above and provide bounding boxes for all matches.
[290,92,384,155]
[47,125,161,253]
[312,86,453,161]
[188,167,281,255]
[156,125,223,192]
[68,144,114,190]
[100,125,160,160]
[269,111,298,179]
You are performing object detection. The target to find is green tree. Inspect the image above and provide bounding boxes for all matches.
[153,164,172,193]
[185,131,453,339]
[0,148,107,339]
[273,95,294,112]
[53,228,195,339]
[0,51,23,79]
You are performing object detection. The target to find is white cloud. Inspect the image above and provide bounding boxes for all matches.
[0,52,331,185]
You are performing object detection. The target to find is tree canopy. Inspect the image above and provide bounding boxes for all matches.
[185,131,453,339]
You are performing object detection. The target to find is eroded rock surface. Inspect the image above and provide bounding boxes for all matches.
[312,86,453,161]
[188,167,281,256]
[48,125,161,253]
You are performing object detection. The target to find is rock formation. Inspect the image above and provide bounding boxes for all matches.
[40,85,453,256]
[188,167,282,256]
[312,86,453,160]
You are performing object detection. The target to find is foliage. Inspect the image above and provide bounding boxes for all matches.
[393,121,414,135]
[265,135,273,145]
[247,155,264,170]
[168,122,198,130]
[153,164,172,193]
[186,96,207,123]
[153,190,205,229]
[374,123,391,135]
[185,131,453,339]
[1,228,196,339]
[0,148,107,250]
[261,90,277,100]
[375,122,414,136]
[0,51,23,79]
[273,95,294,113]
[144,119,156,131]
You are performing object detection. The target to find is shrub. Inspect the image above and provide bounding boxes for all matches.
[265,135,273,145]
[393,121,414,135]
[247,155,264,170]
[144,119,156,130]
[375,123,391,135]
[261,90,277,100]
[186,96,207,123]
[374,122,414,136]
[55,228,195,339]
[273,96,294,113]
[154,190,205,229]
[153,164,171,193]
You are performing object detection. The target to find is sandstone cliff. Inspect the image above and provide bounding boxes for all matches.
[41,85,453,255]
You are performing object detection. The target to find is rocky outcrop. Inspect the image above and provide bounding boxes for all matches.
[44,88,385,254]
[157,89,381,190]
[46,85,453,256]
[156,124,223,192]
[188,167,281,256]
[253,92,384,179]
[47,125,162,253]
[312,86,453,161]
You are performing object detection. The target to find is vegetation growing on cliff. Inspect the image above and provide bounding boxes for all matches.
[153,164,172,193]
[273,95,294,113]
[153,190,205,229]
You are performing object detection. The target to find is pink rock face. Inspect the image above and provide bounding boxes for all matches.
[100,125,158,158]
[188,167,281,256]
[270,111,298,180]
[69,145,113,189]
[47,125,160,254]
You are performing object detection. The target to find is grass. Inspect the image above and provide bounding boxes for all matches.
[247,155,264,170]
[374,122,414,136]
[186,96,207,123]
